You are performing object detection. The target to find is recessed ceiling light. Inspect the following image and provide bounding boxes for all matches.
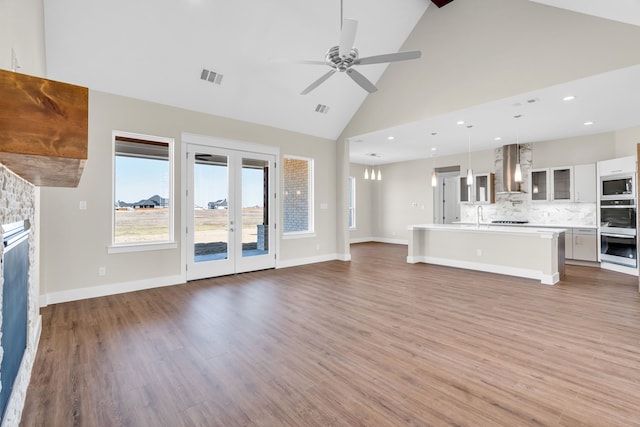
[494,137,502,141]
[584,121,594,126]
[457,120,465,125]
[431,147,437,151]
[563,95,576,101]
[387,136,394,140]
[431,132,437,136]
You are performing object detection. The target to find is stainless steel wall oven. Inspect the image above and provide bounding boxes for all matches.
[600,198,637,267]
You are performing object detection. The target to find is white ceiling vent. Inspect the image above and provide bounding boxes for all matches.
[315,104,330,114]
[200,69,224,85]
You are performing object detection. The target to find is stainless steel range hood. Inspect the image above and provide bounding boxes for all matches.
[498,144,523,194]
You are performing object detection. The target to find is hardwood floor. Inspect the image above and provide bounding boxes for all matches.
[20,243,640,426]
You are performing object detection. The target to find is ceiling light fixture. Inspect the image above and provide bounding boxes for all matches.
[495,137,502,141]
[563,95,575,101]
[457,120,465,125]
[584,121,594,126]
[387,136,394,140]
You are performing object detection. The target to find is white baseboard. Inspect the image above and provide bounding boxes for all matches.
[40,274,185,306]
[336,253,351,261]
[350,237,409,245]
[350,237,376,244]
[409,255,558,285]
[600,262,639,276]
[277,253,339,269]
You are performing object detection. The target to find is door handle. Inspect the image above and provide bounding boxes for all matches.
[230,227,234,232]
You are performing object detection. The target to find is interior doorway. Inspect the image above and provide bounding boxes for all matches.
[434,168,460,224]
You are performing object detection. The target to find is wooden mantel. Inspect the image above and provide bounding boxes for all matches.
[0,69,88,187]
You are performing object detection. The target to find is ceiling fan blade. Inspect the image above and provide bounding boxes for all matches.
[355,50,422,65]
[346,68,378,93]
[300,69,337,95]
[339,18,358,58]
[269,58,327,66]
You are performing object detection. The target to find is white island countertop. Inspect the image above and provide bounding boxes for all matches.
[410,223,568,236]
[452,222,596,229]
[408,223,566,285]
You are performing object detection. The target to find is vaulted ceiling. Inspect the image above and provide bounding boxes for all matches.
[43,0,640,164]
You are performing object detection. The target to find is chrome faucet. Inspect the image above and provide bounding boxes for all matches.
[476,205,483,226]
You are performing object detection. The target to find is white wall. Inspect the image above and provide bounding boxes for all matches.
[39,90,337,302]
[349,163,374,241]
[0,0,46,77]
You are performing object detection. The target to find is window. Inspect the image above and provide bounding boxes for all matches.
[111,131,174,249]
[283,156,314,235]
[348,176,356,229]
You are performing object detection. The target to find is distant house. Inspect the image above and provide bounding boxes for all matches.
[116,195,169,209]
[208,198,228,209]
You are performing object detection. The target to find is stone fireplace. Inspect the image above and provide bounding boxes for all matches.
[0,164,39,426]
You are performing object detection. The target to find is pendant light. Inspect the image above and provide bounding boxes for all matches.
[466,133,473,186]
[377,168,382,181]
[431,154,437,187]
[514,134,523,183]
[514,116,523,183]
[364,167,369,180]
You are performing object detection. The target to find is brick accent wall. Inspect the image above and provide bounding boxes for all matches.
[283,158,310,233]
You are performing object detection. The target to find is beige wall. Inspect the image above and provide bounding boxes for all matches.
[0,0,46,76]
[39,90,337,298]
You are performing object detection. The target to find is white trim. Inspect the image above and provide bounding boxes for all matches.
[276,253,338,269]
[282,232,316,240]
[350,237,376,244]
[336,253,352,261]
[600,261,639,276]
[111,130,176,248]
[40,275,185,307]
[107,241,178,254]
[407,255,559,285]
[182,132,280,156]
[350,237,409,245]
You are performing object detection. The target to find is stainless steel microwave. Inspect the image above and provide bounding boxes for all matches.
[601,174,635,200]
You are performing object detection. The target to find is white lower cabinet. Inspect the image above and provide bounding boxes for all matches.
[563,229,573,259]
[572,228,598,262]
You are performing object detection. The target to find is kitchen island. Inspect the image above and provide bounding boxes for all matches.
[407,224,565,285]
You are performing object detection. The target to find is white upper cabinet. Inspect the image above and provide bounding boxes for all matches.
[573,163,597,203]
[597,156,636,177]
[459,173,494,204]
[531,167,573,202]
[531,165,595,203]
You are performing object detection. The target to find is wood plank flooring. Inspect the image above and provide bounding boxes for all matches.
[20,243,640,426]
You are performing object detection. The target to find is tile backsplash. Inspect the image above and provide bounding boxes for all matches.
[460,199,597,226]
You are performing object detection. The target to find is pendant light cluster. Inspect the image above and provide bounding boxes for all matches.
[363,153,382,181]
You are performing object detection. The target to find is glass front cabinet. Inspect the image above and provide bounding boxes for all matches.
[459,173,495,204]
[530,167,574,202]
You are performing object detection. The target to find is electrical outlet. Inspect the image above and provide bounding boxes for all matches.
[476,249,482,257]
[98,267,106,276]
[79,201,87,210]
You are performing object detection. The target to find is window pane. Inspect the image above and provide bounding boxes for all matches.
[114,134,172,245]
[283,157,313,233]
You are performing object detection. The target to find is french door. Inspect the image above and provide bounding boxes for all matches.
[186,144,276,280]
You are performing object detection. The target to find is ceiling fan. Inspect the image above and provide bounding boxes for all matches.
[298,2,422,95]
